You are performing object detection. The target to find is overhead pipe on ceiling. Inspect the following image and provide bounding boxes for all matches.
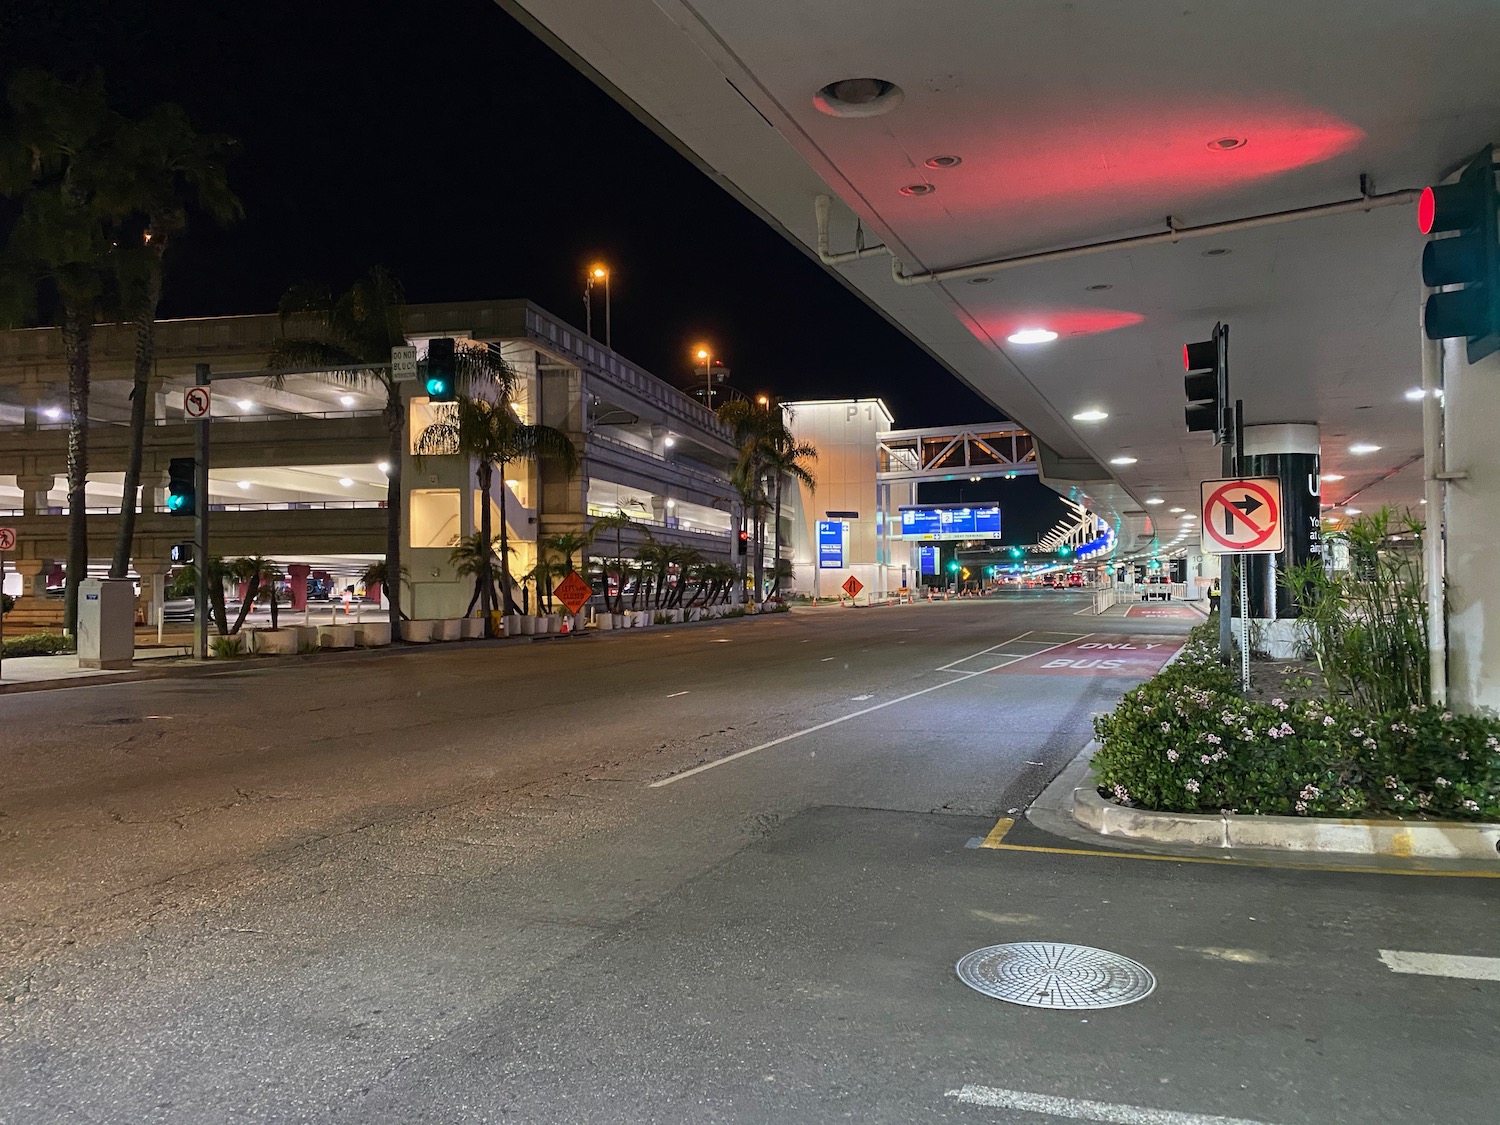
[886,179,1423,286]
[814,194,890,265]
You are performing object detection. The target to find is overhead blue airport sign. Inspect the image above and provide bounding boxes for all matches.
[817,520,846,568]
[899,505,1002,540]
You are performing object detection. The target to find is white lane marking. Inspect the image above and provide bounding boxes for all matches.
[944,1085,1283,1125]
[651,671,981,788]
[1379,950,1500,980]
[850,694,873,701]
[935,631,1035,671]
[711,638,731,643]
[821,657,836,662]
[666,690,690,698]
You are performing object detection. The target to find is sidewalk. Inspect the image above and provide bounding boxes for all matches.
[0,648,187,694]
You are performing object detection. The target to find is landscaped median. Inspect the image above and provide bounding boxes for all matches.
[1081,619,1500,860]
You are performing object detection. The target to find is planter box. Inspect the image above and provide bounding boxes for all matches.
[634,612,652,628]
[434,619,463,642]
[357,622,392,647]
[568,613,586,633]
[253,627,301,655]
[546,614,563,634]
[504,614,523,637]
[404,620,435,643]
[596,614,616,631]
[318,624,357,650]
[460,618,485,639]
[665,609,683,624]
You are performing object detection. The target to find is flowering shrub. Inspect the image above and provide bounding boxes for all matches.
[1092,622,1500,822]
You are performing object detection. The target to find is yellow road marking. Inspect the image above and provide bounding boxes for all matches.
[977,816,1500,879]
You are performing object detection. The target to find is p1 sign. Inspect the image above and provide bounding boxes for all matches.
[817,520,845,568]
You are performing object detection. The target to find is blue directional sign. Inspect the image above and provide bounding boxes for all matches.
[919,544,940,575]
[817,520,845,568]
[899,505,1002,540]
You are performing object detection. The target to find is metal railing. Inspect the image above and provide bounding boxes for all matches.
[585,433,733,489]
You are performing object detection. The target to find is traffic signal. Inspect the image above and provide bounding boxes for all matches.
[425,337,456,401]
[1420,146,1499,362]
[1183,323,1227,440]
[947,559,960,573]
[167,457,196,516]
[736,529,748,555]
[1008,545,1024,559]
[1056,544,1072,557]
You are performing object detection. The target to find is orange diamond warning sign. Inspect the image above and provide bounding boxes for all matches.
[554,571,594,615]
[841,575,864,598]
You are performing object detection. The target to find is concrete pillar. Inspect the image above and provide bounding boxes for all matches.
[16,473,55,517]
[1240,424,1320,619]
[287,563,310,610]
[538,362,588,537]
[1442,339,1500,713]
[14,558,46,598]
[133,555,168,624]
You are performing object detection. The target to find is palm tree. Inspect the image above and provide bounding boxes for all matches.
[106,103,241,579]
[414,394,577,629]
[448,531,505,618]
[760,426,817,595]
[0,70,118,634]
[360,560,409,619]
[168,554,228,635]
[225,555,275,635]
[718,397,782,602]
[589,509,643,614]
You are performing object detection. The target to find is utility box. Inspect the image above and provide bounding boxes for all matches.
[77,577,135,669]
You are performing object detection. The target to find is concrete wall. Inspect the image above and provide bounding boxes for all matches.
[785,400,893,597]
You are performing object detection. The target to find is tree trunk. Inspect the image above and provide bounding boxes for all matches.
[230,573,260,634]
[614,529,624,614]
[112,243,164,579]
[384,384,404,641]
[770,476,784,595]
[477,460,495,634]
[497,457,516,615]
[62,309,92,636]
[269,583,279,629]
[210,572,228,636]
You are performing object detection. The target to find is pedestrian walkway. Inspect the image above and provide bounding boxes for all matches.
[0,647,187,692]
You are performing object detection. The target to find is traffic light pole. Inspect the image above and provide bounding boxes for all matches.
[193,363,210,660]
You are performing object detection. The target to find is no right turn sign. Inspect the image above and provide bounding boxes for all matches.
[1200,478,1285,554]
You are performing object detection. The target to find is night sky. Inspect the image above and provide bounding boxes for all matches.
[2,0,1066,542]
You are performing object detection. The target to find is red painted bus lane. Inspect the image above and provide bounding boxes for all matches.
[989,635,1183,676]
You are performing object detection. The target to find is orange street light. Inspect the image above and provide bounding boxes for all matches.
[585,264,612,347]
[756,394,770,406]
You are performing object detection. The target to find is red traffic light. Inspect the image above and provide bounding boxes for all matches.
[1418,186,1437,235]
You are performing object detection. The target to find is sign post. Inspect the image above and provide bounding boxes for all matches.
[1201,476,1284,690]
[0,526,14,681]
[193,365,211,660]
[841,574,863,605]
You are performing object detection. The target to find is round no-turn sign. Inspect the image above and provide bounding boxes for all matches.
[184,385,212,420]
[1200,477,1284,555]
[1200,477,1285,554]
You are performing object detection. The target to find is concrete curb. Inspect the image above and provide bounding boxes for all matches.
[1059,743,1500,861]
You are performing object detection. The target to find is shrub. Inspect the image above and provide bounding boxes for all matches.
[1093,621,1500,821]
[210,635,243,659]
[2,631,74,658]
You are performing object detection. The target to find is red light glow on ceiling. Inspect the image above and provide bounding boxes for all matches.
[926,101,1364,224]
[981,307,1145,343]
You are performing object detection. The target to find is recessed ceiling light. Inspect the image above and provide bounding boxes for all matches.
[1349,443,1382,454]
[1181,514,1196,521]
[1007,328,1058,344]
[924,154,962,169]
[663,436,676,447]
[1201,247,1232,257]
[505,478,520,487]
[339,477,354,487]
[377,461,391,473]
[666,499,676,508]
[814,77,904,118]
[1169,507,1186,513]
[1345,507,1362,515]
[966,276,993,285]
[898,182,936,197]
[1145,498,1164,505]
[1109,456,1138,465]
[339,394,356,407]
[1322,473,1344,482]
[1404,387,1426,401]
[1208,137,1247,151]
[1072,409,1109,422]
[237,399,253,411]
[43,406,62,419]
[237,480,251,490]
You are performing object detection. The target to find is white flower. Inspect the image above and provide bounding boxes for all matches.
[1112,784,1130,802]
[1351,728,1364,738]
[1166,749,1179,762]
[1300,784,1321,800]
[1295,800,1308,814]
[1161,722,1172,733]
[1463,799,1480,813]
[1322,715,1336,727]
[1441,711,1454,722]
[1185,779,1200,794]
[1200,754,1212,764]
[1435,776,1451,788]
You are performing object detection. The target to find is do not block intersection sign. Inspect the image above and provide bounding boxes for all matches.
[1200,477,1285,555]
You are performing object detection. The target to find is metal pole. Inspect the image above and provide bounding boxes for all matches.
[1239,554,1251,691]
[704,356,711,411]
[604,273,612,350]
[1420,287,1447,706]
[193,363,210,660]
[0,547,6,682]
[584,279,592,339]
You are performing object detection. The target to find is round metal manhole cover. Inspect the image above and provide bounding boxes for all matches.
[956,942,1156,1010]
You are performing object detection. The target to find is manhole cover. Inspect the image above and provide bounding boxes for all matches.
[956,942,1156,1009]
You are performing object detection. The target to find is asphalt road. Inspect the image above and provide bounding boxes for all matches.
[1,593,1495,1124]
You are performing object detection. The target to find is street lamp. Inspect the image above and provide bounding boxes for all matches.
[695,345,712,409]
[585,264,612,348]
[756,394,769,407]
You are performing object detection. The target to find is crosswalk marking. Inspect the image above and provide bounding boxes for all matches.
[1378,950,1500,980]
[945,1084,1282,1125]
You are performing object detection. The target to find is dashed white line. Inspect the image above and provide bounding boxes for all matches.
[944,1085,1283,1125]
[850,694,873,701]
[1379,950,1500,980]
[821,657,836,661]
[666,690,690,698]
